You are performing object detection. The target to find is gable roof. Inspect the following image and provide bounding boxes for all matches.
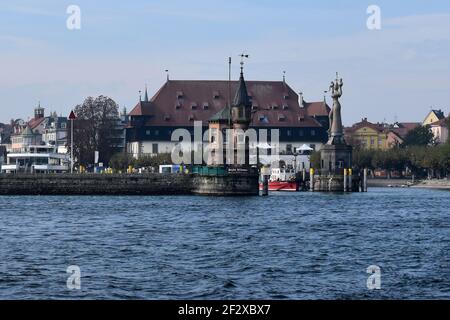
[305,101,330,117]
[346,118,387,133]
[129,80,324,128]
[28,117,46,130]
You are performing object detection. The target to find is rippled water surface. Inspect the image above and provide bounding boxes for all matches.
[0,188,449,299]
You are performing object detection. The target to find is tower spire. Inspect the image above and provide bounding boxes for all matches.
[234,55,250,108]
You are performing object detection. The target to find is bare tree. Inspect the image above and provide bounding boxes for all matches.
[68,96,120,167]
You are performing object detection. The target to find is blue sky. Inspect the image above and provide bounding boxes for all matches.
[1,0,450,124]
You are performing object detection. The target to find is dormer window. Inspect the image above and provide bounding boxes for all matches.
[175,103,182,110]
[191,103,198,110]
[164,115,171,121]
[278,114,286,121]
[176,91,184,99]
[251,105,258,111]
[259,115,269,123]
[298,116,305,122]
[283,94,289,100]
[271,105,278,110]
[203,103,209,110]
[213,91,220,99]
[282,105,289,110]
[188,115,194,121]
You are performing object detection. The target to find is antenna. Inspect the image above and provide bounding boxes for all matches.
[228,57,232,127]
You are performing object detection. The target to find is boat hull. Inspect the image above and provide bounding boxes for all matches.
[259,181,299,192]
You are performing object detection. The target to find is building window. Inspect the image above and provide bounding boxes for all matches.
[154,130,160,136]
[287,130,292,137]
[299,130,304,137]
[152,143,159,154]
[259,115,269,123]
[61,123,67,129]
[210,128,217,143]
[146,130,151,136]
[311,129,316,136]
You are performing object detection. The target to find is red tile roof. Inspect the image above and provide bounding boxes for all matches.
[129,80,323,128]
[305,101,330,117]
[346,118,387,133]
[28,117,45,130]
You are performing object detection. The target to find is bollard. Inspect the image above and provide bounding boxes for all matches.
[310,168,315,192]
[302,168,306,184]
[364,168,368,192]
[344,168,348,192]
[261,175,269,196]
[349,168,353,192]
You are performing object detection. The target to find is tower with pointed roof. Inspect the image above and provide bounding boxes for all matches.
[230,60,252,170]
[34,102,45,120]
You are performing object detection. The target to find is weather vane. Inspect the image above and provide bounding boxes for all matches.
[239,53,249,70]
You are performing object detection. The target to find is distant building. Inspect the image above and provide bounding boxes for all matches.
[345,118,389,150]
[42,112,69,153]
[10,105,69,154]
[423,109,445,126]
[345,119,421,150]
[430,118,449,144]
[11,125,42,153]
[1,145,69,173]
[387,122,421,148]
[126,79,330,159]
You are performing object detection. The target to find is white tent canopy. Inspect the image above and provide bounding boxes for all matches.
[298,144,314,151]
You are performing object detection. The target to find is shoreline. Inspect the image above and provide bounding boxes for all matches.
[368,178,450,190]
[411,179,450,190]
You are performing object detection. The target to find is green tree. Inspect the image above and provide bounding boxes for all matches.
[401,125,435,147]
[109,153,136,172]
[136,153,172,170]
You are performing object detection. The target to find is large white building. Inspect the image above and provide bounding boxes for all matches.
[126,78,331,159]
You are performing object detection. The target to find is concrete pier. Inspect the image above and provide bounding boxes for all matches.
[0,173,259,196]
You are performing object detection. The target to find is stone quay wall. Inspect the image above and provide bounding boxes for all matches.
[0,173,259,196]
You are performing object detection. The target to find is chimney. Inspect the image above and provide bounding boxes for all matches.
[299,92,304,108]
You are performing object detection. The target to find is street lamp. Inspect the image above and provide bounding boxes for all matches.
[68,110,77,174]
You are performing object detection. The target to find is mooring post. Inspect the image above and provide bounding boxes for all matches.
[344,168,348,192]
[261,175,269,196]
[260,166,270,196]
[363,168,368,192]
[310,168,315,192]
[349,168,353,192]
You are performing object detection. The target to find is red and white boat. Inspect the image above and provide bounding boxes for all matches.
[259,168,299,192]
[260,180,299,192]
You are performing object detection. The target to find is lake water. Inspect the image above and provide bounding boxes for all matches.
[0,188,449,300]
